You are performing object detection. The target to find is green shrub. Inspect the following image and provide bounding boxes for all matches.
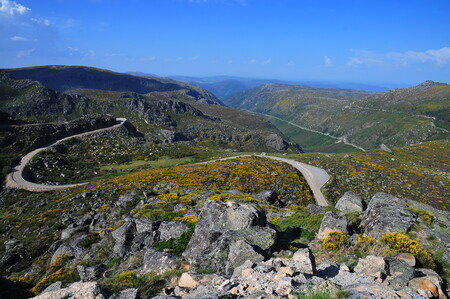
[408,206,434,226]
[152,225,195,256]
[79,234,101,248]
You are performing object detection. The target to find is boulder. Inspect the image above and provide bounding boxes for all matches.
[225,240,265,275]
[32,281,107,299]
[265,134,288,151]
[366,192,406,210]
[394,252,416,267]
[50,244,76,264]
[111,221,137,258]
[307,204,327,215]
[335,191,365,213]
[77,264,106,281]
[408,277,446,299]
[354,255,387,278]
[41,281,62,294]
[109,288,140,299]
[360,200,416,239]
[317,211,348,240]
[385,258,416,289]
[159,221,189,241]
[183,201,274,275]
[254,190,279,205]
[142,248,178,274]
[290,248,316,275]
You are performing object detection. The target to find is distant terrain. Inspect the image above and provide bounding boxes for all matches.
[226,82,450,151]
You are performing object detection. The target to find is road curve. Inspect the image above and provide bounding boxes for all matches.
[5,118,127,192]
[6,121,330,206]
[202,154,330,206]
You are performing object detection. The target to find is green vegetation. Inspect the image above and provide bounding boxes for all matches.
[228,82,450,150]
[152,225,195,256]
[278,140,449,210]
[408,206,435,226]
[271,213,324,231]
[292,287,350,299]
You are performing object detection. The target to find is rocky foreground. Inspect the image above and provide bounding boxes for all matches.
[2,190,449,299]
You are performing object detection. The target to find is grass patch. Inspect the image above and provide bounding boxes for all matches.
[271,213,324,232]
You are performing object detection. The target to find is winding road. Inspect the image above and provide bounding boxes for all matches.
[5,118,127,192]
[5,119,330,206]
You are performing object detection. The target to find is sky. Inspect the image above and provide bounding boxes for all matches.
[1,0,449,86]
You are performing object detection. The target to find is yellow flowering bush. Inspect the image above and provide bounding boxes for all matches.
[322,230,349,251]
[379,232,435,268]
[173,215,198,223]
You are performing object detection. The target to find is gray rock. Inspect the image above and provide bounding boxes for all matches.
[307,204,327,215]
[416,268,444,285]
[142,248,178,274]
[335,191,365,213]
[408,276,445,298]
[380,143,393,153]
[109,288,140,299]
[354,255,387,277]
[361,200,416,239]
[225,240,265,276]
[385,258,416,289]
[254,190,278,205]
[134,218,158,234]
[183,201,273,275]
[317,211,348,240]
[112,221,137,257]
[265,133,288,151]
[50,243,75,264]
[41,281,62,294]
[367,192,406,210]
[0,239,25,269]
[77,264,106,281]
[291,248,316,275]
[159,221,189,241]
[32,281,107,299]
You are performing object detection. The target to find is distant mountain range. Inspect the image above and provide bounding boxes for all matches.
[167,75,401,99]
[225,81,450,150]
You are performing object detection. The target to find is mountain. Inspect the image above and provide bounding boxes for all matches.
[169,75,392,100]
[226,82,450,151]
[0,70,299,153]
[4,66,223,106]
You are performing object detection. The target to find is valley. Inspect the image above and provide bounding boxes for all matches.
[0,66,448,299]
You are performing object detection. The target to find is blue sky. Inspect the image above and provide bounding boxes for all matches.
[1,0,449,85]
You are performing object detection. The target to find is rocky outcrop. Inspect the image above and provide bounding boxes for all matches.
[317,211,348,240]
[183,201,277,275]
[335,191,365,213]
[265,133,289,151]
[32,281,107,299]
[361,193,416,239]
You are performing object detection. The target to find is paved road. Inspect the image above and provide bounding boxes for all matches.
[6,121,330,206]
[5,118,127,192]
[203,154,330,206]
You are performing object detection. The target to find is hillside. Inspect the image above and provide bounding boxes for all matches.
[226,82,450,151]
[4,66,223,106]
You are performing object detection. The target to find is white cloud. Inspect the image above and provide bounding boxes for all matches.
[0,0,30,16]
[324,56,333,67]
[16,48,34,58]
[86,50,96,57]
[348,47,450,67]
[261,58,272,65]
[10,35,27,41]
[287,60,295,66]
[248,59,257,64]
[31,17,50,26]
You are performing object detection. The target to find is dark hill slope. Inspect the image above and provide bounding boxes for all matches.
[0,71,299,153]
[5,65,223,106]
[227,82,450,150]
